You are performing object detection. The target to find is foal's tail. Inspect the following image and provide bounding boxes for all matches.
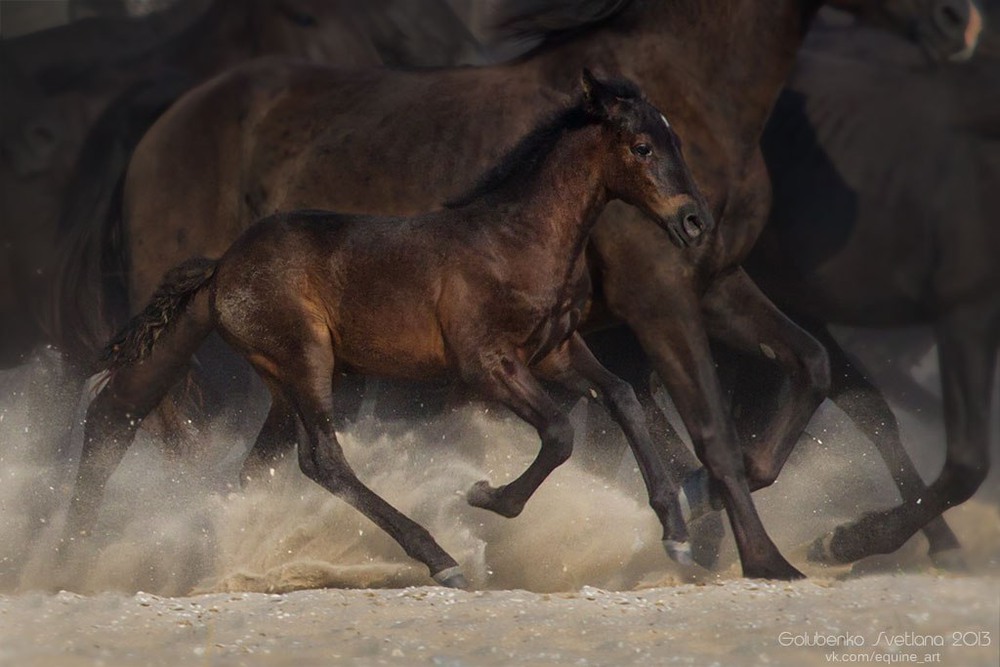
[100,257,217,369]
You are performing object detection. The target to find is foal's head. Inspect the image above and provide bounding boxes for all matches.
[581,70,713,248]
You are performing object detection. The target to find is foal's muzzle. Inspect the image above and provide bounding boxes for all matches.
[663,201,714,249]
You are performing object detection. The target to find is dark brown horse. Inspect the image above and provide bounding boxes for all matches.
[68,73,708,587]
[743,10,999,566]
[110,0,983,581]
[0,0,480,368]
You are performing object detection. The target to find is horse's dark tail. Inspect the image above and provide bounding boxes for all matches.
[48,71,196,372]
[101,257,217,370]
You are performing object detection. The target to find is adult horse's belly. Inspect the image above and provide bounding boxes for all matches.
[750,193,941,327]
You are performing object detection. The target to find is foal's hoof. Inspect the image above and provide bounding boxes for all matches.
[432,566,469,590]
[466,480,522,518]
[663,539,694,566]
[929,548,968,572]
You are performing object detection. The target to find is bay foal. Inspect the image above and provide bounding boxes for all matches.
[67,72,710,587]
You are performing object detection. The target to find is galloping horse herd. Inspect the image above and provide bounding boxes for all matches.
[0,0,996,589]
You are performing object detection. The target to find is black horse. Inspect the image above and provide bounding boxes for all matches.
[663,7,998,567]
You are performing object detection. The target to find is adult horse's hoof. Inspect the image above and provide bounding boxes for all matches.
[690,510,725,570]
[744,559,806,581]
[432,566,469,590]
[663,539,694,566]
[679,467,720,524]
[929,548,968,572]
[807,533,844,565]
[466,480,522,518]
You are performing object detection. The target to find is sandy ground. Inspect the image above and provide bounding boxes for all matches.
[1,354,998,666]
[1,574,998,666]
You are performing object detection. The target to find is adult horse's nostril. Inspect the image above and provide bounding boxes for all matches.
[683,214,703,239]
[935,0,969,36]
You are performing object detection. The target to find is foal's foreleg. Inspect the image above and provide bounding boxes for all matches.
[464,353,574,519]
[535,334,691,563]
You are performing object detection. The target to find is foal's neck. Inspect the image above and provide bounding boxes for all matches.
[490,125,609,261]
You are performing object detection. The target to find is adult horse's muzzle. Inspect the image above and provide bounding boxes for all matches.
[930,0,983,61]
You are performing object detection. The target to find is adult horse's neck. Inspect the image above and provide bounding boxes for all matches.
[525,0,823,150]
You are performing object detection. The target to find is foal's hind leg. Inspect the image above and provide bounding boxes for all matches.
[263,341,466,588]
[535,334,691,564]
[802,324,963,568]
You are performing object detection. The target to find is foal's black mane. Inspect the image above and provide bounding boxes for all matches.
[445,77,642,209]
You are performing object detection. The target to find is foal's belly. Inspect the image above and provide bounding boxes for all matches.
[334,305,450,381]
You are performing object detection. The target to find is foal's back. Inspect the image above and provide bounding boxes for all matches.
[211,210,479,380]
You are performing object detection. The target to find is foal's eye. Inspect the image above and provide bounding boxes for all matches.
[631,144,653,158]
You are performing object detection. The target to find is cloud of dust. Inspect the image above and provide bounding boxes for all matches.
[1,351,997,598]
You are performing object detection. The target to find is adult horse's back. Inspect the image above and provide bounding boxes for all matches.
[0,0,481,369]
[119,0,983,579]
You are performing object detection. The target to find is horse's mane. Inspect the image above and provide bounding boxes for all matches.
[445,76,641,209]
[486,0,637,44]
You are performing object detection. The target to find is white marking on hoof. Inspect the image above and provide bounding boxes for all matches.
[663,539,693,566]
[432,566,464,585]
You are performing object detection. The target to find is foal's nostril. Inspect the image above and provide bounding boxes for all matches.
[682,214,703,238]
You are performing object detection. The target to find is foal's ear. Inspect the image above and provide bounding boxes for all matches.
[580,68,611,117]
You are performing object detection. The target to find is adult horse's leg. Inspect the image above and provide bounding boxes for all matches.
[699,268,831,493]
[584,326,703,479]
[64,291,213,543]
[238,389,301,487]
[593,227,802,578]
[535,334,691,563]
[583,327,724,568]
[464,353,576,520]
[273,343,466,588]
[810,304,998,564]
[801,323,964,567]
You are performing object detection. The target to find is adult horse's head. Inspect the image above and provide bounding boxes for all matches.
[581,70,713,249]
[831,0,983,61]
